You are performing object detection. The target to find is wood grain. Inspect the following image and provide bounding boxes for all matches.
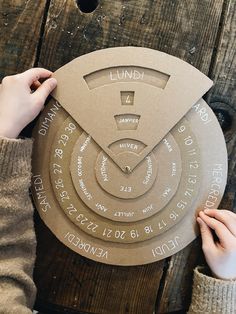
[207,0,236,212]
[156,0,236,312]
[0,0,48,80]
[29,0,230,313]
[39,0,223,74]
[0,0,233,313]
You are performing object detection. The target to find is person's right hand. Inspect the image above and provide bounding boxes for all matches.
[0,68,57,139]
[197,209,236,280]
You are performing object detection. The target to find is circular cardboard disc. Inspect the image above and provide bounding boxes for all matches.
[31,47,227,265]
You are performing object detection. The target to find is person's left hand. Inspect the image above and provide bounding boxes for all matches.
[197,209,236,280]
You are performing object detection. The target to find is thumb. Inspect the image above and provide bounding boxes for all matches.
[32,77,57,106]
[197,216,215,252]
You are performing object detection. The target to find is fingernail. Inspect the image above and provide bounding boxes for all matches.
[204,209,210,213]
[198,211,206,217]
[196,217,202,224]
[49,78,57,86]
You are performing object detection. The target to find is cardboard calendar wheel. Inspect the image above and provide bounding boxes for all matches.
[31,47,227,265]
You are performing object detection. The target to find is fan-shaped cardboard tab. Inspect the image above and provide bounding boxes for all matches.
[52,47,213,171]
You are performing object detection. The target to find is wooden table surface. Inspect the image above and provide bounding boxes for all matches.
[0,1,235,313]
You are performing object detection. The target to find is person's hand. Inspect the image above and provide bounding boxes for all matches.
[197,209,236,280]
[0,68,57,138]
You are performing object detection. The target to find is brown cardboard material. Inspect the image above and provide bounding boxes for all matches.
[51,47,213,172]
[31,47,227,265]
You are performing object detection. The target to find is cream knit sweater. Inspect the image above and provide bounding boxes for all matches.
[0,136,235,314]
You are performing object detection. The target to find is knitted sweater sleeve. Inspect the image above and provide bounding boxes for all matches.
[0,137,36,314]
[188,266,236,314]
